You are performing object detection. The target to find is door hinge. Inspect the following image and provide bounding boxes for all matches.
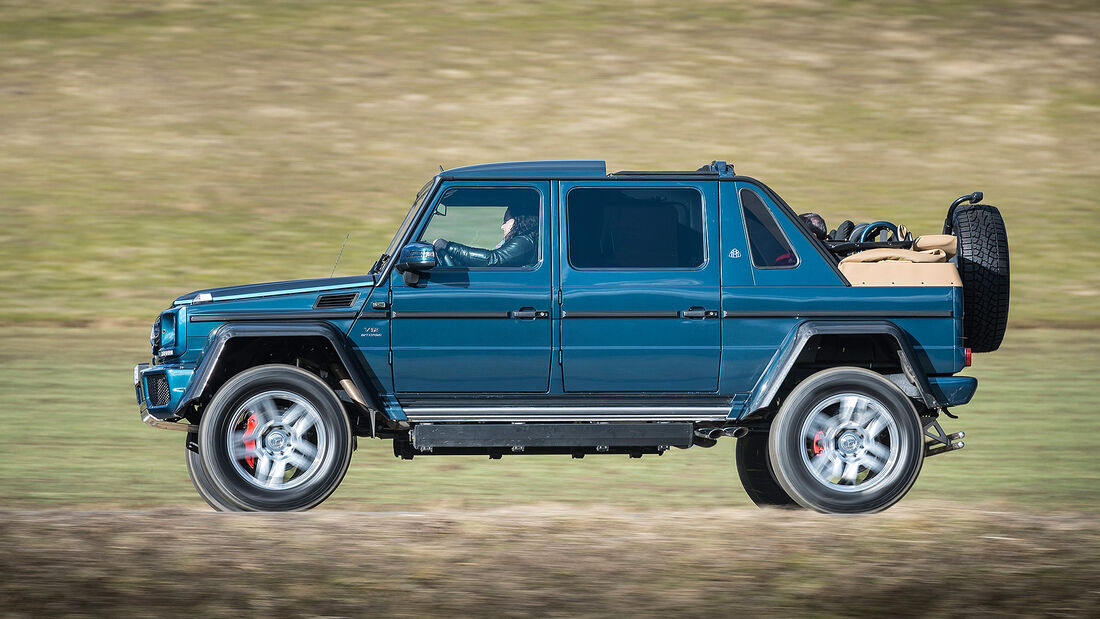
[558,349,563,365]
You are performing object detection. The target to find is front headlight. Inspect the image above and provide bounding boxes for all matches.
[151,308,182,358]
[160,312,176,351]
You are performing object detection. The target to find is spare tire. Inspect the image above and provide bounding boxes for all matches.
[953,203,1009,352]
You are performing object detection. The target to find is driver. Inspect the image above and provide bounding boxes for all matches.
[433,203,539,267]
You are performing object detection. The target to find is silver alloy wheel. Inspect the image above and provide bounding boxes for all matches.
[798,393,900,493]
[226,390,328,491]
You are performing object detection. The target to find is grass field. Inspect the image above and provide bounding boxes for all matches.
[0,0,1097,327]
[3,506,1098,617]
[1,0,1097,513]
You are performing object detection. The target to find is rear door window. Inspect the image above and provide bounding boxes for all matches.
[566,188,705,269]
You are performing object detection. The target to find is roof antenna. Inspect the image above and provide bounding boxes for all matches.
[439,163,445,172]
[329,232,350,277]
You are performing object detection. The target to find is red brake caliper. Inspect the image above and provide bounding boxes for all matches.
[244,413,258,468]
[813,430,825,456]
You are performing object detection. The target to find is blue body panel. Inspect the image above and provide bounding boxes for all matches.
[927,376,978,406]
[136,161,975,424]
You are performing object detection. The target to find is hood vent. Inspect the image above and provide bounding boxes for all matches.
[314,292,359,309]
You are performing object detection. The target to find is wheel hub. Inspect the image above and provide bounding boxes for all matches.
[227,390,328,491]
[799,392,901,492]
[264,429,289,452]
[837,430,861,455]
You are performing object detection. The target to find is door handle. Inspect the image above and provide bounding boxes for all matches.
[512,308,548,320]
[682,307,719,319]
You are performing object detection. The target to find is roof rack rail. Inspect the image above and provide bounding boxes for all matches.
[611,160,735,178]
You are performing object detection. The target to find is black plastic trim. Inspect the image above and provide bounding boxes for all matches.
[411,422,693,449]
[189,311,360,322]
[392,311,511,319]
[561,310,681,319]
[313,292,359,309]
[173,321,382,420]
[741,320,940,419]
[723,310,953,318]
[357,311,390,319]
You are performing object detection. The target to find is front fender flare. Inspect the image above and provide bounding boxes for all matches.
[739,320,940,419]
[172,321,382,423]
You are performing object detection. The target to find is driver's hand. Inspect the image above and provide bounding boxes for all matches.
[432,238,448,252]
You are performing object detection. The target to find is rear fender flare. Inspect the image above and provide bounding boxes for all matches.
[173,322,383,429]
[740,320,939,419]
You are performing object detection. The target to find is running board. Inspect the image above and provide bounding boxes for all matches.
[402,405,731,423]
[397,421,694,459]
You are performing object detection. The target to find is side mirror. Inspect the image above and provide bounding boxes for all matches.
[395,242,437,285]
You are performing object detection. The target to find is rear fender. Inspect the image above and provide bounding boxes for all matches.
[740,320,940,419]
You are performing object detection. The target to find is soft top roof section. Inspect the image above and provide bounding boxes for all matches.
[438,159,737,180]
[440,160,607,179]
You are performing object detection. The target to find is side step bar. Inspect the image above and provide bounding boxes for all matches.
[397,422,693,459]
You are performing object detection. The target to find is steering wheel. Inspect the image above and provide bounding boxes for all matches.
[857,221,899,243]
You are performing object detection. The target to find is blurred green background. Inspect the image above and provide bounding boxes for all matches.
[0,0,1097,511]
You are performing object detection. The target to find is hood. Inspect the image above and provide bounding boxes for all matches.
[173,275,375,305]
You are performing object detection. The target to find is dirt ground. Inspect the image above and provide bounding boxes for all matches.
[2,503,1097,617]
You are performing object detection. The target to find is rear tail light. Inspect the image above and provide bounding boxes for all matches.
[964,347,972,367]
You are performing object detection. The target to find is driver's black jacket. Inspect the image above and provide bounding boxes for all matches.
[439,233,537,268]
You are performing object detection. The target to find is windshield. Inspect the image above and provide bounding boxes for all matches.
[372,177,437,274]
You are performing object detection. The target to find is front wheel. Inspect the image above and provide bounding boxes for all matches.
[197,364,353,512]
[185,433,237,512]
[768,367,923,514]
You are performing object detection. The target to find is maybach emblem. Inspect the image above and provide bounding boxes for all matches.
[728,248,742,259]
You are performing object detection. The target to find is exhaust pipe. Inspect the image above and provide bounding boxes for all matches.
[694,426,748,441]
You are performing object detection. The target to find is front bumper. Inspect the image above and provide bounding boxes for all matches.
[134,363,196,429]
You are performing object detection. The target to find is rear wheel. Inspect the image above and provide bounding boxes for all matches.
[197,365,353,512]
[735,431,800,508]
[768,367,923,514]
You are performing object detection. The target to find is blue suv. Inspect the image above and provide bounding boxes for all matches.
[134,160,1009,513]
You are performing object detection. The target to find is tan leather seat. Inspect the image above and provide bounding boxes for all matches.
[839,247,961,287]
[840,248,948,264]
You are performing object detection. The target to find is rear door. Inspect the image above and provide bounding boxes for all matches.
[558,180,722,392]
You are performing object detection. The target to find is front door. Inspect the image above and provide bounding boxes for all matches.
[559,180,722,392]
[390,182,552,393]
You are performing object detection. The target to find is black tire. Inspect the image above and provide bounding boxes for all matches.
[198,364,353,512]
[768,367,923,514]
[953,203,1009,353]
[185,433,238,512]
[736,431,800,508]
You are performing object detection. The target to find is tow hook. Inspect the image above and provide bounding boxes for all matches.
[923,416,965,457]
